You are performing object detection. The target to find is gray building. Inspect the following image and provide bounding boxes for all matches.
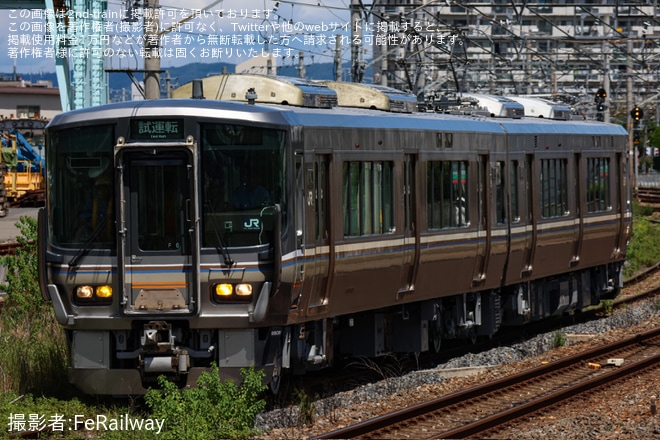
[0,80,61,121]
[370,1,660,119]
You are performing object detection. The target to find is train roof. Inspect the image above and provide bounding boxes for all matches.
[47,98,293,128]
[494,115,627,136]
[319,81,418,113]
[505,96,574,121]
[459,93,526,118]
[173,74,421,113]
[172,74,338,109]
[46,99,627,138]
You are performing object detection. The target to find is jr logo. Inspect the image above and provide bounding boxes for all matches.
[244,218,261,230]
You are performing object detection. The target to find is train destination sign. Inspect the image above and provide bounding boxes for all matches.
[130,119,184,140]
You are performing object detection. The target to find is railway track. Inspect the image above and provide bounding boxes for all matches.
[0,241,20,256]
[637,186,660,205]
[306,263,660,438]
[313,326,660,439]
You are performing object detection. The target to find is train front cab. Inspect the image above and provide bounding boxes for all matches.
[39,104,296,395]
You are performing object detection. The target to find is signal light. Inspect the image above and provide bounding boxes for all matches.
[630,106,644,122]
[595,88,606,103]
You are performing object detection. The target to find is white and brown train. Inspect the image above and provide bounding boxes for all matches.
[38,76,631,394]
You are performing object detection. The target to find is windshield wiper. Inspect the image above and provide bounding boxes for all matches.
[68,219,109,267]
[206,201,234,267]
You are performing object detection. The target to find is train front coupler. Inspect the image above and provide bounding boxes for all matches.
[137,321,191,377]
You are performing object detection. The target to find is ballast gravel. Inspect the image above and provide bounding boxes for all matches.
[255,297,660,439]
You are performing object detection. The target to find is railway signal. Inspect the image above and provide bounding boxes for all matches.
[631,106,644,126]
[595,88,606,121]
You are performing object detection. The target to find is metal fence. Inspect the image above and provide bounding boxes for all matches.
[638,169,660,188]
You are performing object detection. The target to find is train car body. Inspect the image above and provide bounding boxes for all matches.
[39,97,631,395]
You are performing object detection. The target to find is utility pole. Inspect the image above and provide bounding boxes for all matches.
[164,71,173,99]
[334,35,342,81]
[298,52,305,79]
[144,0,161,100]
[627,38,636,194]
[350,0,363,82]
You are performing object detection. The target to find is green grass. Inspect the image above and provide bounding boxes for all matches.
[623,202,660,279]
[0,216,268,439]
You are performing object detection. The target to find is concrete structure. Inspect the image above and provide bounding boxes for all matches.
[0,0,109,111]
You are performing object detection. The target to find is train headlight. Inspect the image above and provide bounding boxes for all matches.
[96,285,113,298]
[212,283,254,302]
[235,284,253,296]
[75,285,94,299]
[215,283,233,297]
[74,284,113,304]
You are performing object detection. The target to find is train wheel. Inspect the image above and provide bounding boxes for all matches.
[465,327,477,345]
[429,321,442,353]
[269,348,283,394]
[0,201,7,218]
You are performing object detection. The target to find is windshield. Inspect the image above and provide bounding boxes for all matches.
[200,123,286,248]
[47,125,115,249]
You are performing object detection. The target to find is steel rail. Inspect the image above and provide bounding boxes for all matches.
[312,326,660,439]
[439,351,660,439]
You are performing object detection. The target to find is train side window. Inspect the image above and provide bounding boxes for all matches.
[435,133,452,149]
[540,158,569,218]
[445,133,453,149]
[495,162,505,224]
[586,157,611,213]
[427,160,468,229]
[510,161,520,222]
[342,161,393,237]
[494,161,521,224]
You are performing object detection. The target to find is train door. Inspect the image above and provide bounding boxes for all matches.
[571,153,584,266]
[119,150,196,314]
[522,154,537,275]
[398,154,419,294]
[297,154,334,316]
[297,154,332,316]
[614,152,630,254]
[472,154,490,284]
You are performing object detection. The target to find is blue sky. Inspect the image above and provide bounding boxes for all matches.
[1,0,357,75]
